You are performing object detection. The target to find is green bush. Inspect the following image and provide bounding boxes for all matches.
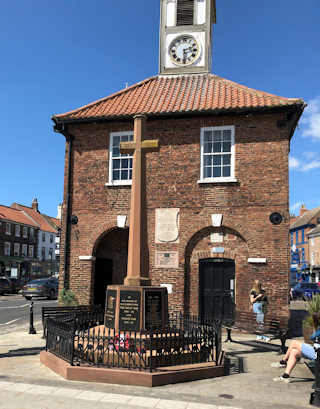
[59,288,79,306]
[306,293,320,316]
[303,294,320,330]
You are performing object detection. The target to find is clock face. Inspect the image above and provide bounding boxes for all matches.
[169,35,200,66]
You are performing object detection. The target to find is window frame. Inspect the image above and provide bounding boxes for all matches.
[199,125,236,183]
[15,224,21,237]
[28,245,34,258]
[14,243,20,256]
[21,244,28,257]
[4,242,11,256]
[5,223,11,235]
[107,131,134,186]
[23,226,28,238]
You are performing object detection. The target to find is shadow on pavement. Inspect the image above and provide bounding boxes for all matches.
[0,346,44,358]
[225,339,284,354]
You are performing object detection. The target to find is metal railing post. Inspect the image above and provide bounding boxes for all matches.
[28,301,36,334]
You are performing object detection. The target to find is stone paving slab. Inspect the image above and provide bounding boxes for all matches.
[0,327,315,409]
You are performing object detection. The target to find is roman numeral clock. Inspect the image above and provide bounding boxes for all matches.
[159,0,216,75]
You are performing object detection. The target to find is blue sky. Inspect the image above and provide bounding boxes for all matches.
[1,0,319,217]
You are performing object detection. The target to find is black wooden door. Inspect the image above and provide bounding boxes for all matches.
[199,258,235,321]
[94,258,113,308]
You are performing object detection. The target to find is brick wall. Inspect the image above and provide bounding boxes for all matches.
[59,110,292,317]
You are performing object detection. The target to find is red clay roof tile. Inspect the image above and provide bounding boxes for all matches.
[11,203,57,234]
[53,74,304,123]
[0,205,39,227]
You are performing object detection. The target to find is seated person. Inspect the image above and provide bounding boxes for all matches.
[271,312,320,383]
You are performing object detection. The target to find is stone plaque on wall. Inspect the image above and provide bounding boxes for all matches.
[155,208,179,243]
[155,251,179,268]
[119,290,141,331]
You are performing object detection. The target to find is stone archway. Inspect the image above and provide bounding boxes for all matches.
[93,228,129,307]
[184,225,249,315]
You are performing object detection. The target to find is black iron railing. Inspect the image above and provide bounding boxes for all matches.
[42,305,104,338]
[44,309,222,372]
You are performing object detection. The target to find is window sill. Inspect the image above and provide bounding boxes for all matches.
[105,181,132,187]
[197,178,238,184]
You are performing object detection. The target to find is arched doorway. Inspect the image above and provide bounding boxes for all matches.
[199,258,235,321]
[93,228,129,307]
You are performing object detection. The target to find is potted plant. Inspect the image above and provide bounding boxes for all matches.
[303,294,320,344]
[59,288,79,306]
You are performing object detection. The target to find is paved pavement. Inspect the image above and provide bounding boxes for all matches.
[0,321,315,409]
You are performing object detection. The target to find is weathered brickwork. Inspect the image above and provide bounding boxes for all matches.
[59,110,293,317]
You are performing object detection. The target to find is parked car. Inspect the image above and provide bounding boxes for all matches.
[291,282,320,300]
[21,277,59,300]
[7,277,23,294]
[0,277,12,295]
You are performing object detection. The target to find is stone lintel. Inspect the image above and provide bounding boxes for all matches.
[248,258,267,263]
[79,256,96,261]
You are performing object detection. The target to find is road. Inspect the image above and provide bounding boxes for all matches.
[0,293,57,334]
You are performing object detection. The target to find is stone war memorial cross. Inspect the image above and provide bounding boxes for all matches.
[120,115,158,287]
[104,115,169,332]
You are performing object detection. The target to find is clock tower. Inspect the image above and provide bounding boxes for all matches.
[159,0,216,75]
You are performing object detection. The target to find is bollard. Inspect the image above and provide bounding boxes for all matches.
[310,340,320,406]
[28,301,37,334]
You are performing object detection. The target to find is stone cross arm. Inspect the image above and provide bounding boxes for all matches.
[120,139,159,154]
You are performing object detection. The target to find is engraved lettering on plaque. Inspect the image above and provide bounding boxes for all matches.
[155,251,179,268]
[145,290,163,330]
[155,208,179,243]
[119,291,141,331]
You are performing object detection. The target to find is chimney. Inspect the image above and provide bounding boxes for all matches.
[31,198,39,212]
[57,203,62,220]
[299,204,308,216]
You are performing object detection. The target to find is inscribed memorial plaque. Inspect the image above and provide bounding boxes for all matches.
[155,251,179,268]
[104,289,117,328]
[155,208,179,243]
[144,290,163,329]
[119,290,141,331]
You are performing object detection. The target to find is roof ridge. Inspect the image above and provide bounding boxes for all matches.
[20,210,40,227]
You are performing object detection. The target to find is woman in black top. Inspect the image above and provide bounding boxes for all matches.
[250,279,269,341]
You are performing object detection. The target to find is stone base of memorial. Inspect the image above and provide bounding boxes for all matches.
[104,285,168,332]
[40,349,225,386]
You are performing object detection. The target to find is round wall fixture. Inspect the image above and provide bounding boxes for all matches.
[70,215,78,225]
[269,212,283,225]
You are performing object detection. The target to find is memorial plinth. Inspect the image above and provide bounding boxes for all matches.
[105,285,168,332]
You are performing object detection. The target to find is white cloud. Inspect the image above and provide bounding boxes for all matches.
[289,154,320,172]
[289,156,300,169]
[302,96,320,141]
[301,160,320,171]
[302,151,317,160]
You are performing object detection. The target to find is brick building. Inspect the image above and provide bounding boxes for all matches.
[53,0,305,317]
[290,204,320,283]
[0,205,39,280]
[309,224,320,282]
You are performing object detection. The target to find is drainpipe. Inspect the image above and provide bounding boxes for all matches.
[53,121,74,290]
